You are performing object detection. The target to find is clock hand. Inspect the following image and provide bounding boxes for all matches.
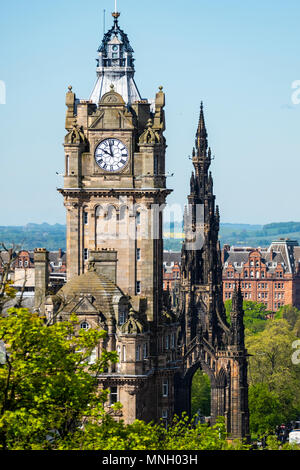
[109,140,114,156]
[101,149,113,157]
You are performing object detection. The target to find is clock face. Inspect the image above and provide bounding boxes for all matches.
[95,138,129,172]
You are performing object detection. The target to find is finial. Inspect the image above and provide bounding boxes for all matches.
[68,85,72,91]
[110,83,115,91]
[196,101,208,156]
[112,1,120,19]
[159,86,163,91]
[147,118,153,128]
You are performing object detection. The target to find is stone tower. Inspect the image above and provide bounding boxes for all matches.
[56,11,178,425]
[175,104,250,440]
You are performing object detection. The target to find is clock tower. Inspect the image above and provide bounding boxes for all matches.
[59,11,171,326]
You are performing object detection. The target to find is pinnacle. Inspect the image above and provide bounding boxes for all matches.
[196,101,208,156]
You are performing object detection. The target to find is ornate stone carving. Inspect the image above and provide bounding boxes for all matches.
[139,119,161,145]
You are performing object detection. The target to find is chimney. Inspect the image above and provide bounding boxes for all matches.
[270,248,273,261]
[34,248,49,314]
[89,249,118,284]
[58,248,62,259]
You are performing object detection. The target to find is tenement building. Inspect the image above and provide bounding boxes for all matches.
[222,239,300,311]
[0,249,66,305]
[33,10,249,438]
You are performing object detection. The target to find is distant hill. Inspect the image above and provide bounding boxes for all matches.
[1,221,300,252]
[163,221,300,251]
[0,223,66,251]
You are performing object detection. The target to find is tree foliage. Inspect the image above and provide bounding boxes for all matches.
[249,384,285,436]
[246,319,300,435]
[225,300,269,335]
[0,307,248,450]
[58,414,246,451]
[276,305,300,331]
[191,369,211,418]
[0,307,118,450]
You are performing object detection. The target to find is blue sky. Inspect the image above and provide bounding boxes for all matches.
[1,0,300,226]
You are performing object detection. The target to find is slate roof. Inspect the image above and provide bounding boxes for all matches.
[223,239,300,275]
[56,269,123,317]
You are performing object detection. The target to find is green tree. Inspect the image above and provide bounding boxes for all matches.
[58,414,247,451]
[0,308,118,450]
[293,318,300,338]
[225,300,269,335]
[276,305,300,329]
[246,319,300,435]
[248,384,284,436]
[191,369,211,417]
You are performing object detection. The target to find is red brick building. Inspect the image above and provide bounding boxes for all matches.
[163,251,181,308]
[222,239,300,311]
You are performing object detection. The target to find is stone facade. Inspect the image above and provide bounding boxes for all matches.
[54,12,178,426]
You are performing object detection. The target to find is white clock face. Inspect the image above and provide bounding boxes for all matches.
[95,138,129,172]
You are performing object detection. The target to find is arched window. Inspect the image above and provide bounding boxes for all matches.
[84,211,88,225]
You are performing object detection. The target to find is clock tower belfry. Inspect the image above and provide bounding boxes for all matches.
[58,10,171,326]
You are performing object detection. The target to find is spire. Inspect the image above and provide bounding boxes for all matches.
[230,279,245,347]
[89,7,142,105]
[232,280,243,314]
[196,102,208,157]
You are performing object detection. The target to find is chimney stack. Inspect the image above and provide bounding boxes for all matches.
[34,248,49,314]
[89,249,118,284]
